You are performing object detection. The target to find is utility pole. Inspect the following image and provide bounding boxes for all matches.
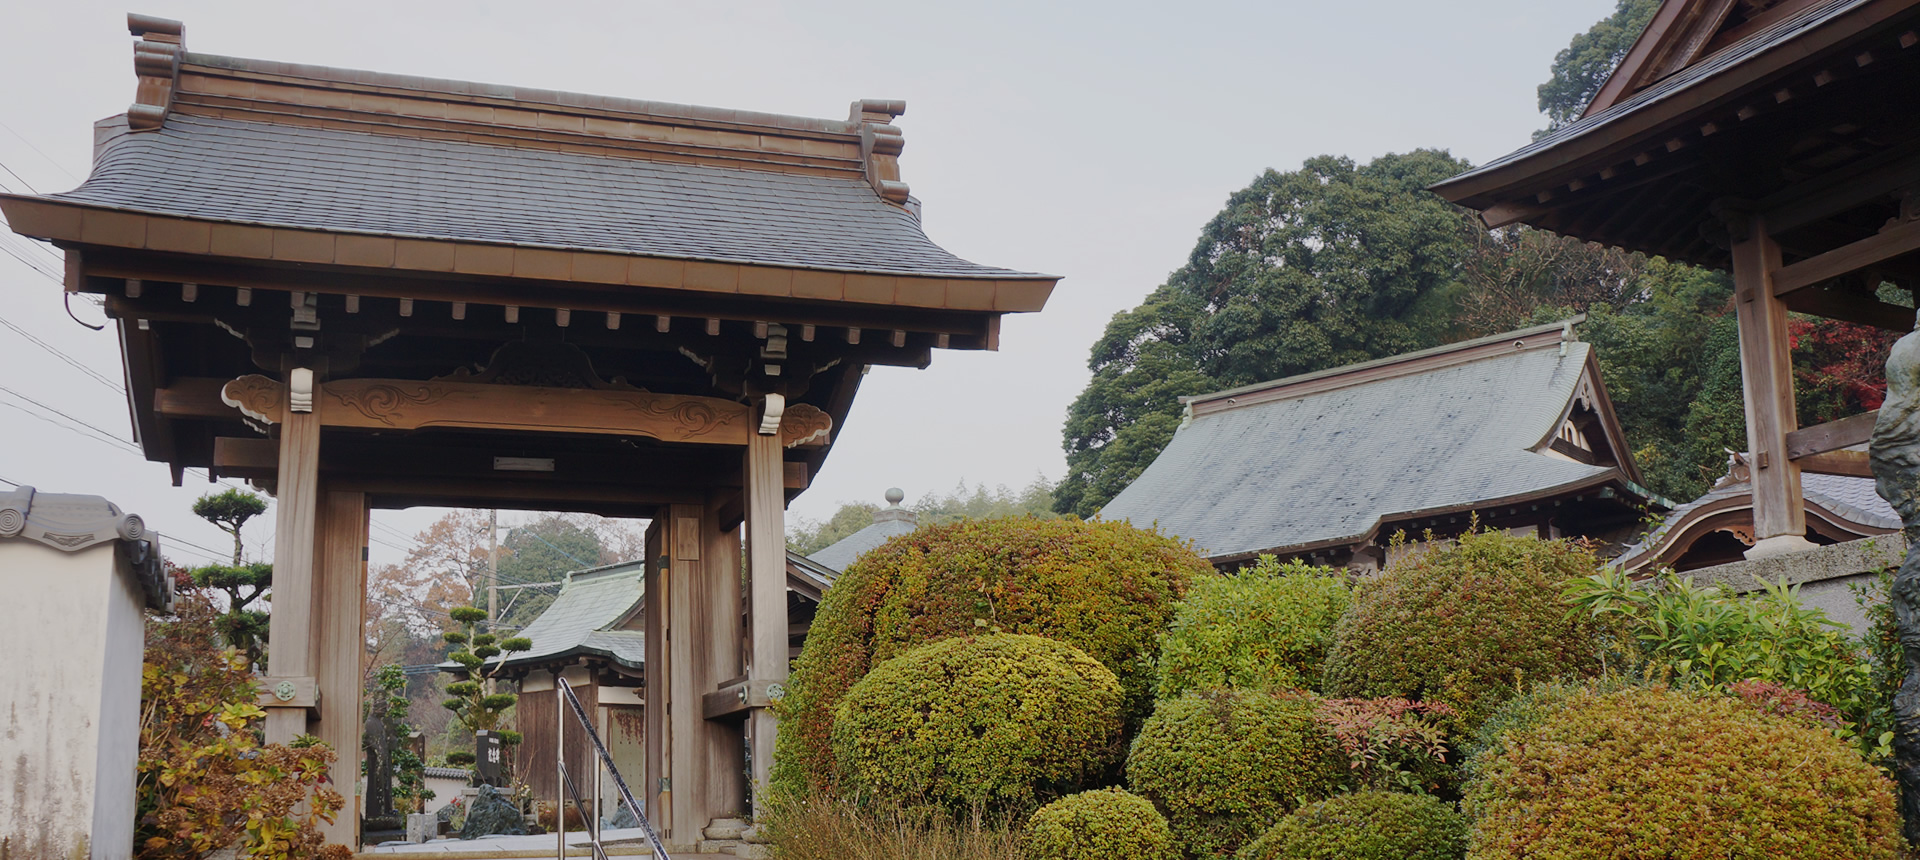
[487,509,499,631]
[487,509,499,696]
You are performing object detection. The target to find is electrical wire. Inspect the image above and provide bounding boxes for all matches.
[0,158,37,195]
[0,120,80,183]
[0,314,124,392]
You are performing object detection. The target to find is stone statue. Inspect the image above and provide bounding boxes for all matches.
[1871,325,1920,842]
[363,695,396,821]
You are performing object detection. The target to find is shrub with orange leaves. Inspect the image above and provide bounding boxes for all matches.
[1465,685,1900,860]
[135,586,351,860]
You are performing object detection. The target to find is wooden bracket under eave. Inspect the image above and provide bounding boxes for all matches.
[127,14,185,131]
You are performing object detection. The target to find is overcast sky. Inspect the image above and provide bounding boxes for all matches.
[0,0,1614,569]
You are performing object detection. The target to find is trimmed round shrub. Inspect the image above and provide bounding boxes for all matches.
[1238,790,1467,860]
[1126,690,1348,857]
[1024,788,1177,860]
[829,633,1125,812]
[1465,685,1902,860]
[1322,529,1603,732]
[1158,557,1351,698]
[774,516,1212,796]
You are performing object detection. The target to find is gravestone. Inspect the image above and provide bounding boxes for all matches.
[475,730,505,787]
[405,812,436,843]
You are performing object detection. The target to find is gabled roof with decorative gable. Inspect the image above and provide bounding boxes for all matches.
[482,560,647,672]
[1614,452,1898,571]
[1098,320,1664,563]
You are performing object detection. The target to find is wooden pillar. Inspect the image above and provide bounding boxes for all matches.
[699,504,746,819]
[641,520,666,832]
[312,487,367,848]
[664,505,702,849]
[1730,214,1815,557]
[265,374,321,744]
[743,416,787,809]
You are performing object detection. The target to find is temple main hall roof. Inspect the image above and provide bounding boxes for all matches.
[1099,321,1660,562]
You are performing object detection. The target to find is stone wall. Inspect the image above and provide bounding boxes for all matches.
[1679,534,1905,633]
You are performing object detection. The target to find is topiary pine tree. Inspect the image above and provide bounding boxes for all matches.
[442,606,532,758]
[186,488,273,665]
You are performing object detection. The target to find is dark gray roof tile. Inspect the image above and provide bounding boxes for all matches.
[53,115,1043,279]
[1099,341,1618,559]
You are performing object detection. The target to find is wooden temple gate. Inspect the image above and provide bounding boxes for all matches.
[1435,0,1920,558]
[0,15,1055,849]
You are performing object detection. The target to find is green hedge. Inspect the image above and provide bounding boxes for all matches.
[1238,791,1467,860]
[1126,690,1348,857]
[1323,529,1603,732]
[828,633,1125,813]
[1024,788,1177,860]
[774,516,1212,797]
[1465,685,1901,859]
[1157,557,1351,698]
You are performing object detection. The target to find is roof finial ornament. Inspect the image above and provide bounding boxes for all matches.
[127,14,185,131]
[874,487,915,525]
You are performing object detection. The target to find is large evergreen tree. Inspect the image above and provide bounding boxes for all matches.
[1536,0,1660,134]
[1055,150,1475,517]
[1054,1,1897,518]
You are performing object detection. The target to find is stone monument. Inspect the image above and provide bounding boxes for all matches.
[0,487,169,859]
[1872,325,1920,842]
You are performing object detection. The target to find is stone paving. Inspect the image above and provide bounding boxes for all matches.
[356,827,731,858]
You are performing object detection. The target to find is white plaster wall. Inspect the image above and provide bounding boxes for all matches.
[94,550,146,858]
[422,775,468,815]
[0,541,119,859]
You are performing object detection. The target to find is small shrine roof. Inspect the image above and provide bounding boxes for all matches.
[806,493,918,573]
[482,560,646,672]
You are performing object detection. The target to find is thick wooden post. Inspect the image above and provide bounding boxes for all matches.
[265,373,321,743]
[665,505,703,849]
[312,487,367,848]
[1730,215,1816,557]
[699,505,746,819]
[641,520,666,832]
[743,411,787,810]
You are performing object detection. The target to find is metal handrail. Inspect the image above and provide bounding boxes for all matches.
[556,676,670,860]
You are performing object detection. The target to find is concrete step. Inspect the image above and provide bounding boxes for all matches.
[703,818,750,840]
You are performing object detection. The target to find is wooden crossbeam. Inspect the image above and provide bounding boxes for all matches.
[1779,286,1916,331]
[1797,450,1872,478]
[211,375,833,448]
[1774,218,1920,296]
[1785,411,1878,459]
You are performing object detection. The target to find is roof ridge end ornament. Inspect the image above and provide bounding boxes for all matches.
[127,14,185,131]
[851,99,911,206]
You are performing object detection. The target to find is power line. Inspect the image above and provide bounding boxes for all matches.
[0,384,139,453]
[0,120,81,182]
[0,239,61,282]
[0,313,124,393]
[0,157,37,195]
